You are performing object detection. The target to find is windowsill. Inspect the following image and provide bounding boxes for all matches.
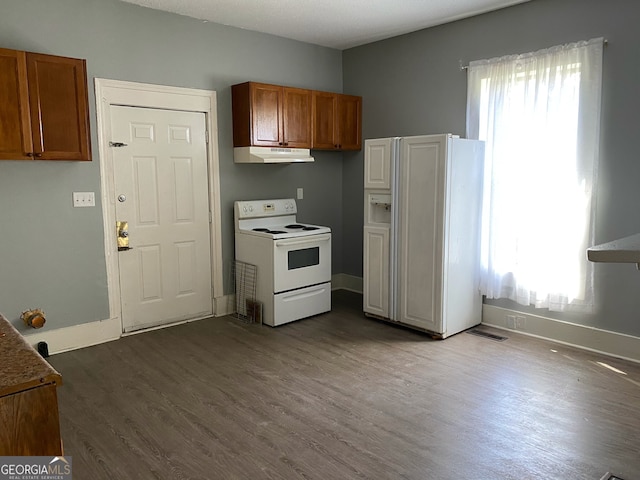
[587,233,640,263]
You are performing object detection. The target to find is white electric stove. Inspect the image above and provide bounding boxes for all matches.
[234,199,332,326]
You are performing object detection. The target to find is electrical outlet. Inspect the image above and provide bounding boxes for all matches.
[516,316,526,330]
[297,187,303,200]
[506,315,516,329]
[73,191,95,207]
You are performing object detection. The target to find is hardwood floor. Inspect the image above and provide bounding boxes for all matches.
[49,291,640,479]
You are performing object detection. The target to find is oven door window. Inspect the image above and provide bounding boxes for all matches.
[288,247,320,270]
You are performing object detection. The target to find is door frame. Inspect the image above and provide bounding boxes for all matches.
[95,78,224,331]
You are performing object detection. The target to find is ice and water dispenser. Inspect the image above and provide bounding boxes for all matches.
[366,193,392,225]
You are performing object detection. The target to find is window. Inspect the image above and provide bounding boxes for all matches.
[466,38,604,312]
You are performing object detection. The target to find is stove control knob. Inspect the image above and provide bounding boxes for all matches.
[248,205,253,212]
[242,206,247,213]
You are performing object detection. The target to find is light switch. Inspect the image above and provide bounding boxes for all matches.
[297,188,303,200]
[73,192,95,207]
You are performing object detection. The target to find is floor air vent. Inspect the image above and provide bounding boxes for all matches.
[466,329,507,341]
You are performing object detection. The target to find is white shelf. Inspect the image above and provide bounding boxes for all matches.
[587,233,640,263]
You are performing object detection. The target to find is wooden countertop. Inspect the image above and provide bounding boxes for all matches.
[0,313,62,398]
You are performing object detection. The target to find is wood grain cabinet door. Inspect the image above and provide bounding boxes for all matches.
[283,87,312,148]
[312,91,338,149]
[26,52,91,161]
[250,83,283,146]
[337,94,362,151]
[0,48,32,160]
[0,384,63,456]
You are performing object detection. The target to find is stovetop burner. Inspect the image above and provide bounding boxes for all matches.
[253,228,289,234]
[283,224,319,231]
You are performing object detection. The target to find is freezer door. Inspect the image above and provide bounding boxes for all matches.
[364,138,393,189]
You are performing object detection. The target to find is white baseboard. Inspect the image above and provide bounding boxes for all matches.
[332,274,363,293]
[482,304,640,364]
[214,294,235,316]
[25,294,236,356]
[24,316,121,356]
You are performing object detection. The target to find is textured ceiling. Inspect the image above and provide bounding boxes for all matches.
[119,0,530,50]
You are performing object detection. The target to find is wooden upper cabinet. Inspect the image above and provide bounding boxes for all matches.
[312,91,362,151]
[282,87,312,148]
[311,91,337,150]
[0,48,32,160]
[337,94,362,151]
[0,48,91,161]
[26,53,91,161]
[249,83,282,146]
[232,82,312,148]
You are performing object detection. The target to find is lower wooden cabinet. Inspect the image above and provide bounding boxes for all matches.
[0,314,63,455]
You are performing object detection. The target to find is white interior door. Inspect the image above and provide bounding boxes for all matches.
[111,106,212,332]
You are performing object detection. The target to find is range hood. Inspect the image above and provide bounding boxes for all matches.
[234,146,314,164]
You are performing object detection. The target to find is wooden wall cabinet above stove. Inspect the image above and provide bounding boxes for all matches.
[231,81,362,151]
[0,48,92,161]
[312,91,362,151]
[232,82,313,148]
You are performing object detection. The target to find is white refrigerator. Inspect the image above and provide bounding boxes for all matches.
[363,134,484,338]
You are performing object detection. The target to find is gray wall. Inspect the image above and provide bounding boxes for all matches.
[342,0,640,337]
[0,0,344,330]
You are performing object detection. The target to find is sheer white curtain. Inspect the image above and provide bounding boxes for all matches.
[466,38,604,312]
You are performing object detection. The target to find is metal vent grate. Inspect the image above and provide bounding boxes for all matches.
[466,329,507,341]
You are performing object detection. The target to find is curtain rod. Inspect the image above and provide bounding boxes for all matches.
[459,38,608,71]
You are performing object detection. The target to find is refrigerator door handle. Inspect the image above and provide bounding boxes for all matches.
[389,137,401,321]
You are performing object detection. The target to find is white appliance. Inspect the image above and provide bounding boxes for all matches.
[234,198,331,326]
[363,134,485,338]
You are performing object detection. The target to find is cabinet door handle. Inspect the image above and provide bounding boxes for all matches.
[34,153,42,158]
[26,152,34,157]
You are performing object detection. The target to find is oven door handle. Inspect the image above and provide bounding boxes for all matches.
[274,234,331,247]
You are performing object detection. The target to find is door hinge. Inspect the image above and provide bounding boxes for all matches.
[205,130,209,144]
[209,211,212,223]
